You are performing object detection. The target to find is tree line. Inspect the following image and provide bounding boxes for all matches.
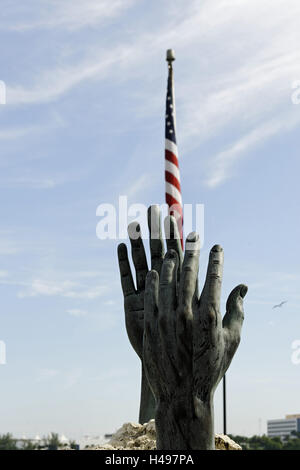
[229,431,300,450]
[0,432,77,450]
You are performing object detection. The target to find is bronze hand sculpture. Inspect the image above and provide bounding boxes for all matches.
[143,232,247,449]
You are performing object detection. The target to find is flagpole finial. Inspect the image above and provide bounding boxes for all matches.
[166,49,175,64]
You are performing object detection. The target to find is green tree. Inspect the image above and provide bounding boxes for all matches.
[43,432,61,450]
[0,433,18,450]
[229,433,300,450]
[69,439,78,449]
[282,437,300,450]
[22,440,38,450]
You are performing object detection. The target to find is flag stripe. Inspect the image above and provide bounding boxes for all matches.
[165,138,178,157]
[165,149,179,168]
[165,170,181,193]
[165,193,183,218]
[165,159,181,182]
[165,182,182,207]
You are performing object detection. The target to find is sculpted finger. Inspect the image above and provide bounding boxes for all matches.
[201,244,224,311]
[179,232,200,311]
[176,233,199,364]
[158,250,179,378]
[148,205,164,274]
[117,243,135,297]
[223,284,248,342]
[159,249,178,328]
[164,215,183,270]
[128,222,148,291]
[144,270,159,338]
[143,270,162,395]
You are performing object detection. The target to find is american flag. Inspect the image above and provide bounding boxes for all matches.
[165,55,183,248]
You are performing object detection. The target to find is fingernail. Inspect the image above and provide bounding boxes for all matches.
[166,249,177,260]
[211,244,222,252]
[148,270,158,281]
[186,232,199,242]
[117,243,126,254]
[128,221,139,230]
[240,285,248,298]
[128,221,141,240]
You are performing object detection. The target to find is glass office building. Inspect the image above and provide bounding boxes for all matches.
[267,415,300,438]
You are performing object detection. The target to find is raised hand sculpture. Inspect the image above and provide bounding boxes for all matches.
[117,205,183,424]
[143,232,247,449]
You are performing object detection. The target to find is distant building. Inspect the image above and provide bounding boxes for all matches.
[267,415,300,438]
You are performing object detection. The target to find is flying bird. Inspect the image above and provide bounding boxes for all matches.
[272,301,288,309]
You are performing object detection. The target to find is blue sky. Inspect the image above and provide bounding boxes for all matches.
[0,0,300,439]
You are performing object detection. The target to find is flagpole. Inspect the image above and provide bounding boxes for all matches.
[223,374,227,435]
[165,49,183,248]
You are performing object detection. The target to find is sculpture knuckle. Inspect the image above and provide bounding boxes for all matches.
[183,264,193,274]
[179,306,192,322]
[207,306,216,324]
[209,273,221,284]
[180,298,192,311]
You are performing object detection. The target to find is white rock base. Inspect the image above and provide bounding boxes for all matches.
[88,420,241,450]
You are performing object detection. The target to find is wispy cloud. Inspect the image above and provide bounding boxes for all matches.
[0,176,64,189]
[0,113,66,151]
[125,174,154,200]
[67,309,87,317]
[2,0,136,31]
[0,126,40,140]
[18,279,108,299]
[7,39,148,106]
[7,54,117,105]
[205,112,300,187]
